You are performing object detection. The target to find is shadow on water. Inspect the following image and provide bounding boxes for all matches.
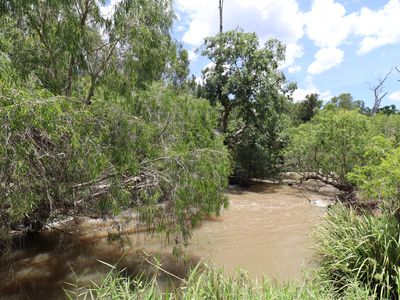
[228,181,280,195]
[0,227,198,300]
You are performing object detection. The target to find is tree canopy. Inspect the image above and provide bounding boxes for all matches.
[201,29,295,181]
[0,0,179,102]
[0,1,230,251]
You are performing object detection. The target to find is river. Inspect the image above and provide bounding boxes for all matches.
[0,182,336,299]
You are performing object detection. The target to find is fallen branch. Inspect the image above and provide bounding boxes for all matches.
[299,172,353,193]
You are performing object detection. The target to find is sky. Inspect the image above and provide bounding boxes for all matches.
[102,0,400,106]
[173,0,400,106]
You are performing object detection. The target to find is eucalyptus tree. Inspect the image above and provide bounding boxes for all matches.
[0,1,231,252]
[201,29,295,180]
[0,0,175,102]
[0,54,230,250]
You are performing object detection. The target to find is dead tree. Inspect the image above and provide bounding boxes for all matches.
[219,0,224,33]
[369,69,393,115]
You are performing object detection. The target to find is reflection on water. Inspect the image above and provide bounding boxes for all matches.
[0,182,336,299]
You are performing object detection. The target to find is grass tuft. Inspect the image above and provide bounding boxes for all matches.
[315,204,400,299]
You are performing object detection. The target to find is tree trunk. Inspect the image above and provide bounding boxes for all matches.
[300,173,354,193]
[64,55,75,96]
[219,0,224,33]
[85,76,96,105]
[221,103,230,134]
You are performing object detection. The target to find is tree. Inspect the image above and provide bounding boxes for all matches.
[285,109,374,192]
[369,69,392,115]
[0,0,232,250]
[0,0,175,103]
[201,29,294,180]
[219,0,224,33]
[296,93,322,123]
[325,93,368,113]
[0,55,230,249]
[377,105,398,115]
[348,142,400,213]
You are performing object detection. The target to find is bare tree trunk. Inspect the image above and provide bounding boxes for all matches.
[219,0,224,33]
[217,0,225,132]
[370,69,392,115]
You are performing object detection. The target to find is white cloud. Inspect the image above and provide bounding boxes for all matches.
[308,47,344,75]
[99,0,122,19]
[175,25,186,33]
[176,0,400,81]
[175,0,304,46]
[304,0,356,48]
[187,49,198,62]
[303,0,400,56]
[195,76,204,86]
[292,88,315,102]
[280,43,304,70]
[292,76,332,102]
[288,66,301,73]
[354,0,400,54]
[292,87,332,102]
[176,0,305,70]
[389,91,400,101]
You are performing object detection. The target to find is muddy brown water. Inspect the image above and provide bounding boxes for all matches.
[0,182,336,299]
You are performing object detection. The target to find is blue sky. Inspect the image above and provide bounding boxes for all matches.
[172,0,400,106]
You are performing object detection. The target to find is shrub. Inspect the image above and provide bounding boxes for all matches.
[348,146,400,213]
[315,205,400,299]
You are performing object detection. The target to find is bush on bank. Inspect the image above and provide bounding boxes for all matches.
[315,205,400,299]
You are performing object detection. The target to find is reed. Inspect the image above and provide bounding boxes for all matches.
[315,204,400,299]
[69,263,371,300]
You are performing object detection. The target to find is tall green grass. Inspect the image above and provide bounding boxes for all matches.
[67,204,400,299]
[68,265,372,300]
[315,205,400,299]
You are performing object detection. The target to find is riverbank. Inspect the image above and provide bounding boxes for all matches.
[73,264,371,299]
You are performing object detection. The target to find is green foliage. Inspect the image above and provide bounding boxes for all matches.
[0,56,230,245]
[285,109,373,189]
[0,0,231,253]
[315,205,400,299]
[201,29,294,180]
[72,266,369,300]
[347,114,400,210]
[377,105,398,116]
[325,93,369,114]
[1,0,176,101]
[290,93,322,125]
[297,93,323,123]
[371,113,400,146]
[75,264,373,300]
[348,146,400,212]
